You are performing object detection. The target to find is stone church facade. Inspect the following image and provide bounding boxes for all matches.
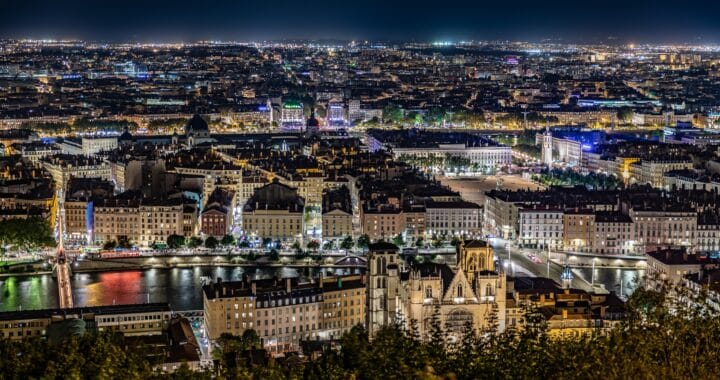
[367,240,507,340]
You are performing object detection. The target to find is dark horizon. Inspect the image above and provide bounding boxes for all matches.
[1,0,720,44]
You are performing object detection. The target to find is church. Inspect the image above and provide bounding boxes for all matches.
[367,240,507,340]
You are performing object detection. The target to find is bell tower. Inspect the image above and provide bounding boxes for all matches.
[541,127,553,168]
[458,240,495,284]
[367,242,401,337]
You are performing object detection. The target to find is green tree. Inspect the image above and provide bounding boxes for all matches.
[340,235,355,250]
[392,234,405,248]
[204,236,219,249]
[166,234,185,249]
[187,236,203,248]
[220,234,235,246]
[102,240,117,250]
[117,236,132,249]
[0,217,56,251]
[356,234,371,249]
[382,104,404,124]
[269,248,280,261]
[450,236,462,247]
[323,241,335,251]
[432,235,445,248]
[307,240,320,251]
[404,111,423,125]
[424,107,447,126]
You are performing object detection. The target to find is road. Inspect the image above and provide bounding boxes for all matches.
[190,319,213,366]
[490,238,594,292]
[56,260,74,309]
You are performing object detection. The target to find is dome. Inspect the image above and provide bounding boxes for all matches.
[119,126,133,141]
[185,114,209,134]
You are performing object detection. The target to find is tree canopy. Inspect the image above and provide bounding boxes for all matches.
[532,168,624,190]
[0,217,56,251]
[304,284,720,379]
[382,104,404,124]
[204,236,219,249]
[166,234,185,249]
[220,234,235,246]
[1,283,719,379]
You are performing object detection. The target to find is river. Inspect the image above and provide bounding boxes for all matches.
[0,266,364,312]
[0,265,642,313]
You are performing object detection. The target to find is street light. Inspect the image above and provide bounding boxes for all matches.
[591,258,597,286]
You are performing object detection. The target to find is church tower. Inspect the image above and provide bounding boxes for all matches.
[458,240,495,285]
[367,242,402,337]
[541,127,553,168]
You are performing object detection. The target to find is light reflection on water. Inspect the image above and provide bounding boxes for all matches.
[0,266,363,312]
[0,265,640,312]
[573,267,645,296]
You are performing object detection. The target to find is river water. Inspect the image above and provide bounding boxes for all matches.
[0,266,364,312]
[0,266,642,313]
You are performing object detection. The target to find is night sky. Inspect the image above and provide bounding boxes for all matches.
[1,0,720,43]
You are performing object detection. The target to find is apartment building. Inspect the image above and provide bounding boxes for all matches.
[203,275,366,353]
[563,209,595,253]
[361,206,405,241]
[593,212,635,255]
[322,186,353,242]
[0,303,172,341]
[242,181,305,240]
[629,207,697,254]
[518,208,564,250]
[425,200,482,239]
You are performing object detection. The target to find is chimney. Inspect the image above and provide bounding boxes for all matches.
[251,282,256,296]
[286,278,292,293]
[319,273,324,289]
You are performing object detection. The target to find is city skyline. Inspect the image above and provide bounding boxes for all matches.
[2,0,720,43]
[2,10,720,376]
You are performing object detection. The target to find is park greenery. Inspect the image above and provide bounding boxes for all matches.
[397,154,479,173]
[1,283,719,379]
[21,118,139,135]
[20,116,210,136]
[381,104,484,127]
[493,112,559,128]
[0,217,55,252]
[513,144,541,160]
[0,332,199,379]
[166,234,185,249]
[532,168,624,190]
[147,118,187,132]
